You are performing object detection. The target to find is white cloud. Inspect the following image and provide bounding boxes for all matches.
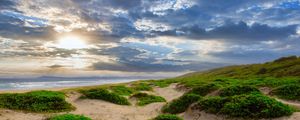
[146,0,196,16]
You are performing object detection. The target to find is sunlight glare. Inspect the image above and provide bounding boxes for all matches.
[57,36,87,49]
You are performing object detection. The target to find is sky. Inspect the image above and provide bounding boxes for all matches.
[0,0,300,78]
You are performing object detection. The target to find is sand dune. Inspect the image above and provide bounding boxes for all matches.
[0,84,184,120]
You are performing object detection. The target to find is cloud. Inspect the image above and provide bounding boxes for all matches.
[1,0,300,75]
[47,64,66,69]
[0,0,18,11]
[148,21,298,43]
[207,21,297,42]
[91,60,226,72]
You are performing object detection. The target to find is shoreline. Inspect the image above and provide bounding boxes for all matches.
[0,79,144,93]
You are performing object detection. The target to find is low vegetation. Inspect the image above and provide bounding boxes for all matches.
[187,83,220,96]
[173,56,300,88]
[162,93,202,114]
[194,93,294,118]
[80,88,130,105]
[271,84,300,100]
[110,85,134,96]
[0,90,73,112]
[219,85,260,97]
[154,56,300,118]
[47,114,91,120]
[0,56,297,119]
[148,79,176,88]
[132,82,153,91]
[152,114,183,120]
[130,93,166,106]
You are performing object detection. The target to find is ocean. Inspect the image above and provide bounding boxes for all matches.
[0,76,162,90]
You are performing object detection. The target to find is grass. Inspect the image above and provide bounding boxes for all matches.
[195,93,294,118]
[170,56,300,88]
[162,93,202,114]
[219,85,261,97]
[0,90,73,112]
[187,83,220,96]
[271,84,300,100]
[110,85,134,96]
[0,56,296,119]
[130,93,166,106]
[47,114,91,120]
[132,82,153,91]
[148,79,176,88]
[80,88,130,105]
[152,114,183,120]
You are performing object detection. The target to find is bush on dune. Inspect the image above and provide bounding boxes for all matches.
[48,114,91,120]
[149,79,176,88]
[271,84,300,100]
[0,90,73,112]
[219,85,261,97]
[130,93,166,106]
[152,114,183,120]
[81,88,130,105]
[194,93,294,118]
[194,96,228,113]
[162,93,202,114]
[188,83,220,96]
[132,82,153,91]
[110,85,134,96]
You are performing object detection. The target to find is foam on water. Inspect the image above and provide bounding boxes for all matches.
[0,79,140,90]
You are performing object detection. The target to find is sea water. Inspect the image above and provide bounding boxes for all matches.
[0,76,161,90]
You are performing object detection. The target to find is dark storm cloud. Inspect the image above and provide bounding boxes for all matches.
[0,0,18,11]
[150,21,298,42]
[0,14,33,36]
[207,22,297,41]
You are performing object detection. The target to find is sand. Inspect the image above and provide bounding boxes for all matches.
[0,83,185,120]
[1,84,300,120]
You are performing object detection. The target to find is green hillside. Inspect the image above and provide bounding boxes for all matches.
[151,56,300,118]
[168,56,300,88]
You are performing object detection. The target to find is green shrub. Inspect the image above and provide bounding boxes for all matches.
[0,90,73,112]
[271,84,300,100]
[188,83,219,96]
[195,96,228,113]
[149,79,175,88]
[81,88,130,105]
[195,94,294,118]
[274,56,298,63]
[162,93,202,114]
[110,85,134,96]
[132,83,153,91]
[153,114,183,120]
[131,93,166,106]
[219,85,260,97]
[48,114,91,120]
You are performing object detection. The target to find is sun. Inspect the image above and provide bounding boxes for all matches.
[56,36,87,49]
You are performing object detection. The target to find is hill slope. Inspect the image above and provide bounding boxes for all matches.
[169,56,300,87]
[183,56,300,78]
[156,56,300,119]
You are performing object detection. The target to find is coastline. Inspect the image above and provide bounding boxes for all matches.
[0,79,142,93]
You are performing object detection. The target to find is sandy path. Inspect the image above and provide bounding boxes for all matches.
[66,83,184,120]
[0,109,45,120]
[259,87,300,109]
[153,84,185,102]
[0,83,184,120]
